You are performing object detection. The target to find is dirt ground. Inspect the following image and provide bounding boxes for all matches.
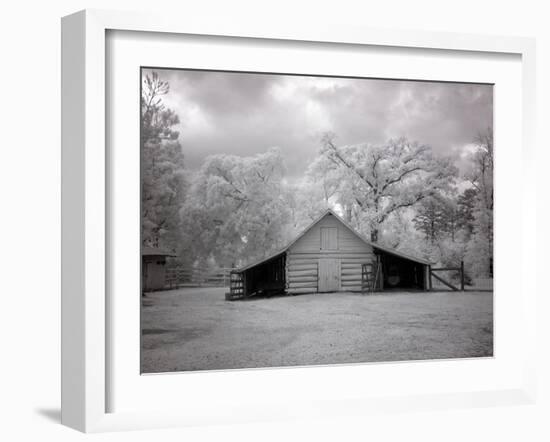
[141,288,493,373]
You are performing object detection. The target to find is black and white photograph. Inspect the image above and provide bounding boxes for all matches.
[140,68,494,374]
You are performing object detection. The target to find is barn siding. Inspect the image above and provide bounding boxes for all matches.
[286,214,375,293]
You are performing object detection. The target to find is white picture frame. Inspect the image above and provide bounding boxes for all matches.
[61,9,537,433]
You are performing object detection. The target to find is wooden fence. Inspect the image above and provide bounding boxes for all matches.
[164,266,236,289]
[428,261,465,291]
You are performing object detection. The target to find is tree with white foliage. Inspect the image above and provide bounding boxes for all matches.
[318,133,458,242]
[457,187,478,237]
[465,127,493,278]
[286,180,330,235]
[141,72,187,249]
[181,147,292,267]
[466,127,493,213]
[305,150,357,222]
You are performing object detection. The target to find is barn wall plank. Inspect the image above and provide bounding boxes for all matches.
[341,275,362,282]
[287,287,318,294]
[288,281,318,289]
[289,276,318,283]
[341,268,363,276]
[287,263,318,271]
[287,269,318,278]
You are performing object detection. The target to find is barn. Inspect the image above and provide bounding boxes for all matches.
[227,209,431,300]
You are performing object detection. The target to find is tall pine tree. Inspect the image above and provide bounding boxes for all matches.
[141,72,187,250]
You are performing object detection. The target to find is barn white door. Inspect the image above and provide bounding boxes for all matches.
[318,259,340,292]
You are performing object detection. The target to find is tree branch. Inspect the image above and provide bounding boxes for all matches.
[324,139,375,191]
[381,167,425,192]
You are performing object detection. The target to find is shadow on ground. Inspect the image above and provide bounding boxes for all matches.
[35,408,61,423]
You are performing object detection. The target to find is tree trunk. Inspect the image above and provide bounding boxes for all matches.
[345,206,352,223]
[370,229,378,243]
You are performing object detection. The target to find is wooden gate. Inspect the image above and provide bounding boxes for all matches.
[361,261,381,294]
[428,261,465,291]
[226,271,245,300]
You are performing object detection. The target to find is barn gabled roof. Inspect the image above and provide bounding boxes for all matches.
[327,209,432,265]
[235,209,431,272]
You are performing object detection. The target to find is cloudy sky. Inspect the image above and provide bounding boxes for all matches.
[144,68,493,180]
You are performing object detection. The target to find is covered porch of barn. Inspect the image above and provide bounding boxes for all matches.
[372,247,429,291]
[226,252,287,300]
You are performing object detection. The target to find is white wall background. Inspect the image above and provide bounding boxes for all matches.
[0,1,547,441]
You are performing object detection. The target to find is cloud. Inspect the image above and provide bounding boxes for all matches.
[143,68,492,179]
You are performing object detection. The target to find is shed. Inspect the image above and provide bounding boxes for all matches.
[141,246,177,292]
[227,209,431,299]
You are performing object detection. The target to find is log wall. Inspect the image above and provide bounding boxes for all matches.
[286,214,375,293]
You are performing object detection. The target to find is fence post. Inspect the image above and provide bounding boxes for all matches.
[460,261,465,291]
[428,265,432,290]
